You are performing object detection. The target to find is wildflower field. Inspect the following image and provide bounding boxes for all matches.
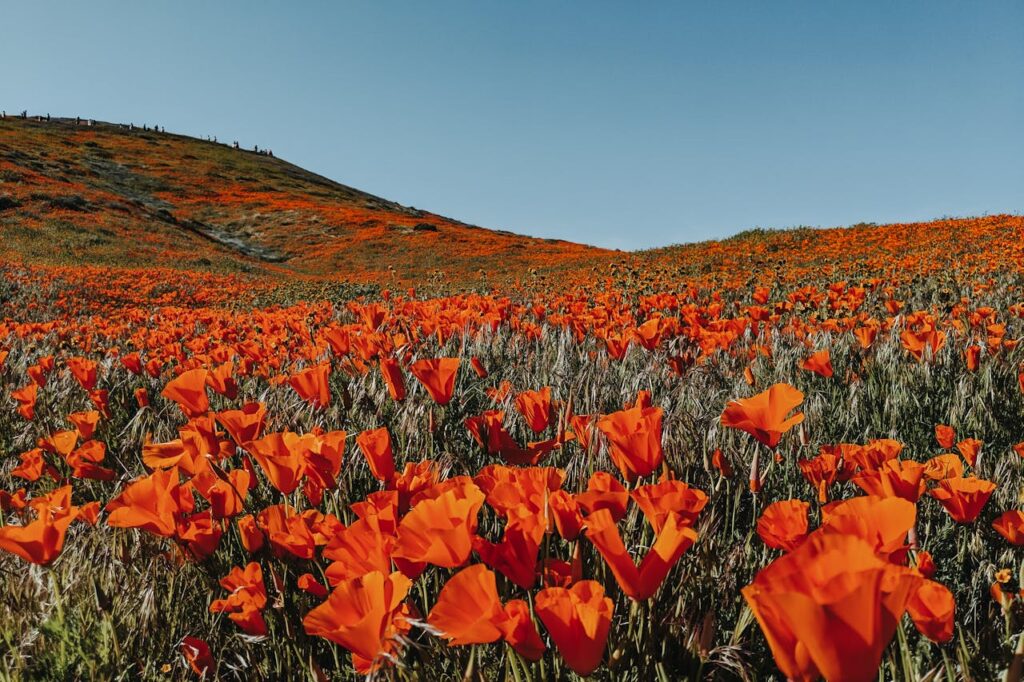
[5,124,1024,681]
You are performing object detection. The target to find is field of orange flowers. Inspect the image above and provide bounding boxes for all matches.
[3,212,1024,681]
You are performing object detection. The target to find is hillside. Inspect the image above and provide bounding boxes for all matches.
[3,115,1023,296]
[0,116,612,286]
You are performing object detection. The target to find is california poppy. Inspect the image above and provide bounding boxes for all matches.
[515,387,553,433]
[393,478,485,567]
[161,368,210,417]
[935,424,956,449]
[993,510,1024,545]
[106,467,185,537]
[756,499,809,552]
[742,531,922,682]
[800,349,833,378]
[630,480,708,532]
[379,357,406,402]
[720,383,804,450]
[288,363,331,407]
[907,579,955,643]
[596,405,665,481]
[0,508,76,565]
[356,427,396,482]
[303,570,412,674]
[851,459,926,502]
[410,357,459,405]
[497,599,545,661]
[534,581,613,676]
[930,476,996,523]
[12,383,38,420]
[585,508,697,600]
[426,564,505,645]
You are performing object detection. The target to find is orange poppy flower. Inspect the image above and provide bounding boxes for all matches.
[379,357,406,402]
[845,438,903,472]
[161,368,210,417]
[993,510,1024,545]
[288,363,331,407]
[0,508,76,565]
[297,573,329,599]
[534,581,613,676]
[851,459,926,502]
[474,515,545,589]
[12,383,38,420]
[800,349,833,378]
[426,564,505,645]
[206,361,238,400]
[515,387,553,433]
[742,532,922,682]
[630,480,708,532]
[907,579,955,643]
[756,499,809,552]
[246,432,307,494]
[216,402,267,447]
[965,344,982,371]
[930,476,996,523]
[820,495,916,560]
[67,410,100,440]
[303,570,413,674]
[923,453,964,481]
[470,356,488,378]
[548,489,585,541]
[209,562,267,636]
[410,357,459,405]
[901,327,946,361]
[935,424,956,449]
[956,438,983,467]
[596,405,665,481]
[393,478,485,567]
[105,467,186,537]
[356,427,396,482]
[496,599,545,661]
[179,636,215,677]
[584,508,697,601]
[720,383,804,450]
[575,471,629,522]
[797,453,842,503]
[67,356,98,391]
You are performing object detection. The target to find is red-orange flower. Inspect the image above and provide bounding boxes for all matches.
[756,499,809,552]
[929,476,996,523]
[596,405,664,481]
[742,532,922,682]
[410,357,459,405]
[161,368,210,417]
[426,564,504,645]
[720,383,804,449]
[534,581,613,676]
[288,363,331,407]
[584,508,697,600]
[799,349,833,378]
[907,579,955,643]
[303,570,412,674]
[379,357,406,402]
[516,387,553,433]
[993,510,1024,545]
[356,427,396,482]
[393,478,485,567]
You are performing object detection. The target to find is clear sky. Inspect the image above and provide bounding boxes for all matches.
[2,2,1022,250]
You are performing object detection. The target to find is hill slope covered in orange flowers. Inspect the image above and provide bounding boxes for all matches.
[0,116,612,286]
[3,115,1024,293]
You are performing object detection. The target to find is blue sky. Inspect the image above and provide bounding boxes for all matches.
[2,2,1022,250]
